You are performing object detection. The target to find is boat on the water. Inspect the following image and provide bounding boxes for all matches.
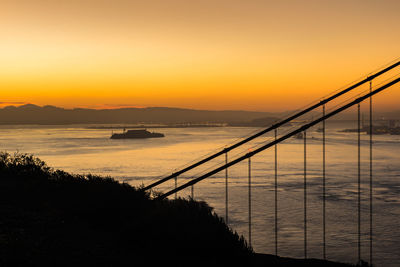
[110,129,164,139]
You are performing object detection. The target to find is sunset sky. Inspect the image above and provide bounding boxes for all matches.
[1,0,399,111]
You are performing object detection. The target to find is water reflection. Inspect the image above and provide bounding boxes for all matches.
[0,124,399,266]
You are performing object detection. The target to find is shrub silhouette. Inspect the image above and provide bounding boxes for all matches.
[0,152,356,267]
[0,152,251,266]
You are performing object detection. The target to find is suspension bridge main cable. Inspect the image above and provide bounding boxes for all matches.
[142,60,400,191]
[157,76,400,199]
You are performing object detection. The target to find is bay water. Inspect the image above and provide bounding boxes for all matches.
[1,123,399,266]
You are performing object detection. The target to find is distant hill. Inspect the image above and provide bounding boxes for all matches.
[0,104,277,125]
[1,104,398,125]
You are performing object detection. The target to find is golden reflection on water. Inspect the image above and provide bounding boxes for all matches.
[1,124,400,266]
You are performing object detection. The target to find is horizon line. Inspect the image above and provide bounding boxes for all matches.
[0,103,399,114]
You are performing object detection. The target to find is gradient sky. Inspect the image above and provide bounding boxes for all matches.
[1,0,399,111]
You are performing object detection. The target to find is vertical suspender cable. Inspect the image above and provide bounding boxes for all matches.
[275,128,278,256]
[357,103,361,263]
[248,157,252,246]
[225,152,229,224]
[191,185,194,199]
[323,104,326,260]
[369,81,373,266]
[304,130,307,259]
[175,176,178,200]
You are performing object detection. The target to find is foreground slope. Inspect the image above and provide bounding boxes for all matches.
[0,153,354,266]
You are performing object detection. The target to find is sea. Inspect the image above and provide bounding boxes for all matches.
[1,122,399,266]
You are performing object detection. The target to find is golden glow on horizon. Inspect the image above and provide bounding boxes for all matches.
[1,0,399,111]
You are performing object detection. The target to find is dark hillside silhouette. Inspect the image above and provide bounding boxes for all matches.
[0,153,354,266]
[0,152,251,266]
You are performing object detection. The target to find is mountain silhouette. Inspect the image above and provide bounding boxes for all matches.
[1,104,398,125]
[0,105,277,125]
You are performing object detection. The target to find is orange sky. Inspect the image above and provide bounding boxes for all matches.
[1,0,399,111]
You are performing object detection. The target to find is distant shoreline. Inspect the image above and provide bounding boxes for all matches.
[0,119,393,127]
[86,123,227,129]
[2,104,398,127]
